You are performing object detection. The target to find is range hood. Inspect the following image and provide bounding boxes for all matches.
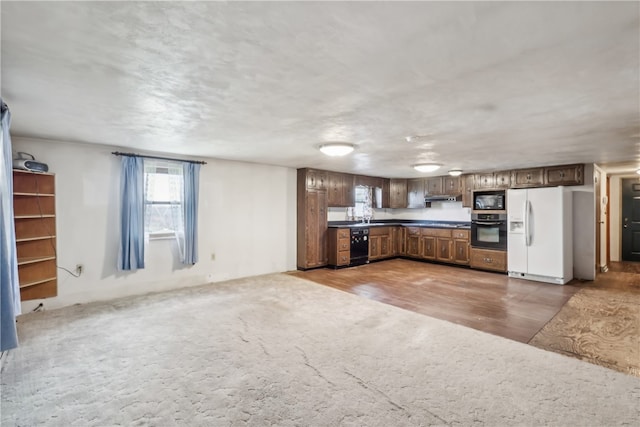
[424,194,462,203]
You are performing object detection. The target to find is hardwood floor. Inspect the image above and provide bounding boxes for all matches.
[292,259,582,343]
[292,259,639,376]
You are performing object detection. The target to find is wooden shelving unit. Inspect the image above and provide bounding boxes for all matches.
[12,170,58,301]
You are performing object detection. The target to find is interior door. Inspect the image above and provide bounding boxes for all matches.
[621,178,640,261]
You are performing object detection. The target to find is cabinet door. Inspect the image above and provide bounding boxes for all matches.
[390,179,408,208]
[380,235,391,258]
[369,236,381,260]
[544,164,584,186]
[443,176,460,194]
[453,239,470,264]
[344,174,355,206]
[306,169,327,190]
[511,168,544,188]
[436,237,452,261]
[317,191,327,265]
[474,173,495,189]
[407,179,425,208]
[305,190,327,268]
[395,227,405,255]
[494,171,511,189]
[421,236,436,259]
[425,177,444,196]
[406,235,420,257]
[461,174,474,208]
[327,172,343,207]
[381,179,391,208]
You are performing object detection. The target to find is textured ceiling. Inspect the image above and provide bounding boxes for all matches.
[2,1,639,177]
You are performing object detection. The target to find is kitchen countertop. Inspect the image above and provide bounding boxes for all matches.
[328,220,471,229]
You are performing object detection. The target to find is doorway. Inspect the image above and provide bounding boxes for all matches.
[621,178,640,261]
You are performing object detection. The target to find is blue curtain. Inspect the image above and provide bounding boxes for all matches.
[1,100,20,351]
[182,162,200,265]
[118,156,145,270]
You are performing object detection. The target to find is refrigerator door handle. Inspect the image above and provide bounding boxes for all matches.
[524,200,531,246]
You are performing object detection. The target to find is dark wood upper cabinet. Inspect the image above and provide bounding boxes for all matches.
[306,169,327,190]
[389,179,408,208]
[381,178,391,208]
[511,168,545,188]
[474,173,496,190]
[327,172,354,207]
[425,177,444,195]
[494,171,511,189]
[443,176,461,194]
[461,174,474,208]
[544,164,584,186]
[407,178,425,208]
[355,175,383,189]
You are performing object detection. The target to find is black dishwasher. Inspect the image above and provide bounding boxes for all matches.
[350,228,369,266]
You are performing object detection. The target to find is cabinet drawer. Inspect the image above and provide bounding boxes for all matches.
[421,228,451,238]
[470,248,507,272]
[452,229,470,240]
[405,227,421,236]
[337,250,350,266]
[370,226,390,236]
[337,228,350,239]
[338,238,350,251]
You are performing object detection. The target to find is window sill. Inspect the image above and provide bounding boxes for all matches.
[147,231,176,240]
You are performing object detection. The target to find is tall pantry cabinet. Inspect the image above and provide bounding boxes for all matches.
[12,170,58,301]
[297,169,328,269]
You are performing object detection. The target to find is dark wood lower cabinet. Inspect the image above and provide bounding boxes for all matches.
[405,228,421,257]
[470,248,507,272]
[327,228,350,267]
[418,228,458,264]
[369,227,393,261]
[421,236,436,259]
[452,230,470,264]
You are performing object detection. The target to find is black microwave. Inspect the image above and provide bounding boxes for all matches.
[473,190,506,211]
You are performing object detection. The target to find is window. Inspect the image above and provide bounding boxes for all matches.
[144,160,184,238]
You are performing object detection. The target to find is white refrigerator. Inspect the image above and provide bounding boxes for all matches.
[507,187,573,285]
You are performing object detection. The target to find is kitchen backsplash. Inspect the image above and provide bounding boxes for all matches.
[327,202,472,222]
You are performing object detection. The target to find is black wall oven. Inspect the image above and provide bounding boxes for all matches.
[471,213,507,251]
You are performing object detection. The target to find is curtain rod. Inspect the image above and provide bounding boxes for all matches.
[111,151,206,165]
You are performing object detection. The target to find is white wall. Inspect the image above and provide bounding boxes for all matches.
[13,137,297,311]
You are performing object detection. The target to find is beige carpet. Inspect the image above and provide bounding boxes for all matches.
[2,274,639,426]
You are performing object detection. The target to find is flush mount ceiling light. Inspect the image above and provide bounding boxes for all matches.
[448,169,463,177]
[413,163,442,173]
[319,143,355,157]
[636,168,640,175]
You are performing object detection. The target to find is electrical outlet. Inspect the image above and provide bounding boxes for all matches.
[211,253,215,261]
[75,264,83,275]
